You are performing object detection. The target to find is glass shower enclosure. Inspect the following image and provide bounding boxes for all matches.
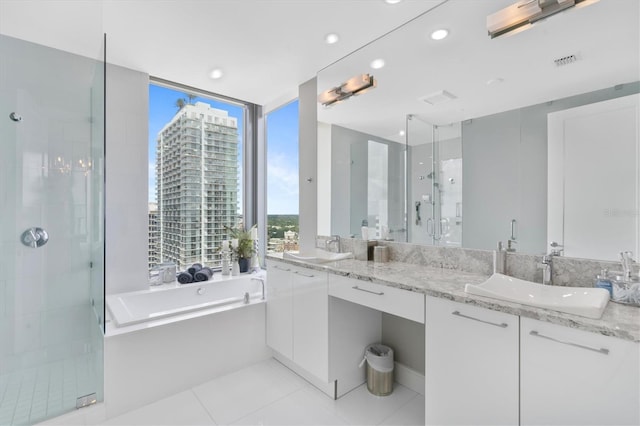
[0,34,105,425]
[407,115,462,247]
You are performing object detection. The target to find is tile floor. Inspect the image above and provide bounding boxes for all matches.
[41,358,424,426]
[0,353,98,426]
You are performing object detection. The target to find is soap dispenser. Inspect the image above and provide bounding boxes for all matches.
[595,269,612,297]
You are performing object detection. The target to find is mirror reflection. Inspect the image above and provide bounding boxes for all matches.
[317,0,640,261]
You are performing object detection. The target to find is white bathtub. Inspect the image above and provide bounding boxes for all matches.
[106,271,266,328]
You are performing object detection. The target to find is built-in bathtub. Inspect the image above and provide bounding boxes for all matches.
[103,270,271,418]
[106,271,266,329]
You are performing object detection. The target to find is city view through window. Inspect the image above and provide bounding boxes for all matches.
[148,84,299,271]
[266,100,300,254]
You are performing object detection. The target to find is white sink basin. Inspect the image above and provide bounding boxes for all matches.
[283,249,353,264]
[465,273,610,319]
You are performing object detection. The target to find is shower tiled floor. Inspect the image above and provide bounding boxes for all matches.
[40,358,424,426]
[0,353,97,426]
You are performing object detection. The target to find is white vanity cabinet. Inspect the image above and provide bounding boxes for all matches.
[266,261,294,359]
[520,317,640,426]
[425,296,519,426]
[291,265,329,381]
[266,260,329,381]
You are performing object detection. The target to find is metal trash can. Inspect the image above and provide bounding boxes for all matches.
[360,343,394,396]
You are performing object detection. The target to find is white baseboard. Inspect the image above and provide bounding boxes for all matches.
[394,362,425,395]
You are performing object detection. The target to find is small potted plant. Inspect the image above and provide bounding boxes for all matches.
[227,225,256,273]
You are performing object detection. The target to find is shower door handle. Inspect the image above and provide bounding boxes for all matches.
[426,218,434,236]
[21,227,49,248]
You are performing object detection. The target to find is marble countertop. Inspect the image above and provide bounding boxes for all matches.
[267,253,640,343]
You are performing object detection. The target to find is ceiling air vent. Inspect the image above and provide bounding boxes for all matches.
[554,54,579,67]
[419,90,457,105]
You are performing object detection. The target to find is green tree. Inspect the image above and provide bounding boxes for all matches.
[175,98,186,110]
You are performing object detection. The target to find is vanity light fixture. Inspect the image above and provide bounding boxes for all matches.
[430,29,449,40]
[325,33,340,44]
[487,0,596,39]
[318,73,377,107]
[370,58,385,69]
[486,77,504,85]
[209,68,223,79]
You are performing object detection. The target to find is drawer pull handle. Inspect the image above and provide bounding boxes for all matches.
[352,285,384,296]
[529,331,609,355]
[451,311,508,328]
[273,265,291,272]
[294,271,315,278]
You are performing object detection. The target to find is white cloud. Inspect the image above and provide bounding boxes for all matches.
[267,153,299,214]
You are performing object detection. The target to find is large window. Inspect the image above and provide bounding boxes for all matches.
[148,82,246,270]
[266,100,299,253]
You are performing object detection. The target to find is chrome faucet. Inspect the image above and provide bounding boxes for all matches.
[538,242,564,285]
[539,255,554,285]
[250,277,265,300]
[326,235,341,253]
[620,251,636,281]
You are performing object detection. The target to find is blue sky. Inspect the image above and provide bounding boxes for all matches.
[149,84,299,215]
[266,100,299,215]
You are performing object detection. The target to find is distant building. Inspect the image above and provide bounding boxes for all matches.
[148,202,160,268]
[156,102,239,270]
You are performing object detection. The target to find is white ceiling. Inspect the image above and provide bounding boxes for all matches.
[0,0,444,109]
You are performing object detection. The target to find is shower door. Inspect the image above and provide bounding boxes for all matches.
[407,115,462,247]
[0,35,105,425]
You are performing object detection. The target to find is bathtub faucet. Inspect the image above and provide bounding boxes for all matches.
[251,277,265,300]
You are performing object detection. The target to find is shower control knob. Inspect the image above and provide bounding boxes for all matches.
[21,227,49,248]
[9,112,23,122]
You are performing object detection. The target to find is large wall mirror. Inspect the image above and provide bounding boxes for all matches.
[316,0,639,261]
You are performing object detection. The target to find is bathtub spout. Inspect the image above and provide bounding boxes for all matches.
[251,277,265,300]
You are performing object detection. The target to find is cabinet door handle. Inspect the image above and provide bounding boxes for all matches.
[272,265,291,272]
[529,331,609,355]
[352,285,384,296]
[451,311,508,328]
[294,271,315,278]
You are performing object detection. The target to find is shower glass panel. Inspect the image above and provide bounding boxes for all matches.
[0,35,105,425]
[407,115,462,246]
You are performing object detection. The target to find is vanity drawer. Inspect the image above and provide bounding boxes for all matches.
[328,275,424,323]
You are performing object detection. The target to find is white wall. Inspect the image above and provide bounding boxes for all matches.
[317,122,332,236]
[298,78,318,252]
[105,64,149,294]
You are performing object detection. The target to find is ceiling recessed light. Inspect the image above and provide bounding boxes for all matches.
[384,0,402,4]
[209,68,223,79]
[399,130,406,136]
[370,58,385,69]
[325,33,340,44]
[431,29,449,40]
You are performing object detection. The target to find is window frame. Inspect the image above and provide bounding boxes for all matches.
[149,76,261,268]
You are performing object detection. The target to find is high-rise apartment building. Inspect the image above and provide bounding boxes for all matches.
[148,202,160,268]
[156,101,239,270]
